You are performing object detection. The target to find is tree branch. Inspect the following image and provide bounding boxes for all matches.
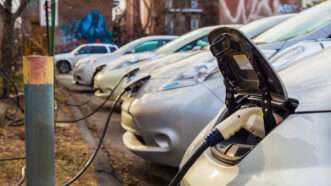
[14,0,29,18]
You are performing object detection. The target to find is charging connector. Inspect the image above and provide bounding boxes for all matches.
[57,67,140,123]
[169,107,265,186]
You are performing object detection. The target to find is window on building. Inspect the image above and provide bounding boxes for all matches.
[166,0,173,9]
[191,0,199,9]
[191,15,200,30]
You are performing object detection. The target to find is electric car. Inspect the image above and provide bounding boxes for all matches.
[255,0,331,56]
[120,37,331,167]
[180,27,331,186]
[93,14,293,100]
[93,25,232,96]
[72,35,177,85]
[54,43,118,73]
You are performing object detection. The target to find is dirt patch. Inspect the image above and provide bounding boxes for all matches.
[0,103,98,186]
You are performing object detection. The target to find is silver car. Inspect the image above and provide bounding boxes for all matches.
[94,14,293,100]
[181,27,331,186]
[93,25,234,97]
[120,15,298,167]
[121,38,331,167]
[72,35,177,85]
[54,43,118,73]
[255,1,331,55]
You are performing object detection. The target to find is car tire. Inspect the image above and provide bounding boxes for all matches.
[57,61,71,74]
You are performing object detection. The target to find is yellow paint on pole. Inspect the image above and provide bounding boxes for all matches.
[23,56,54,85]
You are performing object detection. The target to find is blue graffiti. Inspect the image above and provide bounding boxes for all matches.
[59,10,112,47]
[76,10,112,43]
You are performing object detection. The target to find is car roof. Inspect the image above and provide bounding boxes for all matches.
[136,35,178,40]
[79,43,118,47]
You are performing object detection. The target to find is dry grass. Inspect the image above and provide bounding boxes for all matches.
[0,117,98,186]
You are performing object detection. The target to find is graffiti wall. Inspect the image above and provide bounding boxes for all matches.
[59,11,112,50]
[56,0,113,53]
[218,0,300,24]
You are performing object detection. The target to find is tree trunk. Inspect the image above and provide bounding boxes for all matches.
[1,14,16,97]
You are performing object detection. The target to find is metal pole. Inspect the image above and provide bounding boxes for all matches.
[23,56,55,186]
[50,0,56,56]
[45,0,51,55]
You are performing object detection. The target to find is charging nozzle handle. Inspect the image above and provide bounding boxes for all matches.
[169,107,264,186]
[216,107,264,139]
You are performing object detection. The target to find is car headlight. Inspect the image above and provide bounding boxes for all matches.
[270,46,305,70]
[160,62,217,91]
[115,59,141,70]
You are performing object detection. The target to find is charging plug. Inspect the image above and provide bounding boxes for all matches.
[124,74,151,92]
[205,107,264,146]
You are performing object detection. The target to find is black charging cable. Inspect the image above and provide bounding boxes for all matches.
[169,129,225,186]
[56,68,139,123]
[63,74,150,186]
[63,89,126,185]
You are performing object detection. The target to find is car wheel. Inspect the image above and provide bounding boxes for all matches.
[57,61,71,74]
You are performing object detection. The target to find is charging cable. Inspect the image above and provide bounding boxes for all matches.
[56,67,139,123]
[169,107,264,186]
[63,73,150,186]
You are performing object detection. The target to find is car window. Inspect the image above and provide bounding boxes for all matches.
[177,36,209,52]
[134,40,162,53]
[254,1,331,44]
[90,46,108,54]
[109,46,117,52]
[155,26,216,54]
[77,46,93,55]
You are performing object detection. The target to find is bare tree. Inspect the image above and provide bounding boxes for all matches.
[0,0,29,96]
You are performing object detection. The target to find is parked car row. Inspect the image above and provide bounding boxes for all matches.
[57,1,331,185]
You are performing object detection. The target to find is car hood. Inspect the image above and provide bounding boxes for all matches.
[208,27,288,102]
[135,50,203,76]
[135,51,217,94]
[279,48,331,112]
[151,51,215,79]
[102,52,156,72]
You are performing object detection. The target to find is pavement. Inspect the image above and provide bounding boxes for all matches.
[56,73,177,186]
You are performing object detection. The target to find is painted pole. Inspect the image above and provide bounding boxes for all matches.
[23,56,55,186]
[50,0,56,56]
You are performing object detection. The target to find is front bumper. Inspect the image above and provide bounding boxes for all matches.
[93,68,126,100]
[121,82,224,166]
[73,64,94,85]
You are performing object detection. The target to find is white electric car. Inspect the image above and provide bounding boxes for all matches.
[120,36,331,167]
[72,35,177,85]
[179,27,331,186]
[55,43,118,73]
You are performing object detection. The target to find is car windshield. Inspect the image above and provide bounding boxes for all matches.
[240,15,292,39]
[254,1,331,44]
[113,37,162,55]
[155,26,218,55]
